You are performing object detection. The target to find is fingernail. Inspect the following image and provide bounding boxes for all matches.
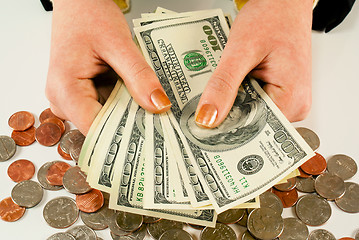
[195,104,217,128]
[150,89,172,111]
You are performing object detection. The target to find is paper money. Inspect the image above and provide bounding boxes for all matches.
[134,10,315,212]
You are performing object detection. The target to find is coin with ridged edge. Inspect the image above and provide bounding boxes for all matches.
[47,232,76,240]
[11,180,43,208]
[296,195,331,226]
[308,229,336,240]
[335,182,359,213]
[315,172,345,200]
[63,166,91,194]
[217,208,245,224]
[278,217,309,240]
[159,229,194,240]
[80,203,114,230]
[259,191,283,215]
[242,231,256,240]
[247,207,284,240]
[66,225,97,240]
[60,130,84,155]
[200,222,236,240]
[296,127,320,151]
[0,135,16,162]
[147,219,184,240]
[327,154,357,180]
[115,211,143,232]
[295,176,315,193]
[43,197,79,229]
[110,225,147,240]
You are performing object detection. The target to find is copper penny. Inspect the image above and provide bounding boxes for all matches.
[11,126,36,146]
[8,111,35,131]
[35,122,62,146]
[300,152,327,175]
[43,117,66,134]
[298,167,312,178]
[272,188,299,208]
[338,238,355,240]
[0,197,26,222]
[7,159,35,182]
[58,144,72,160]
[39,108,64,123]
[76,189,104,213]
[46,161,71,186]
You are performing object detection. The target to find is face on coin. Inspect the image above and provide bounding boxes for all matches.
[0,135,16,162]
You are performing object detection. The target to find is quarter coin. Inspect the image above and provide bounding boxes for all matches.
[63,166,91,194]
[147,219,184,240]
[217,208,245,224]
[0,135,16,162]
[278,217,309,240]
[274,177,297,191]
[115,211,143,232]
[8,111,34,131]
[308,229,336,240]
[295,176,316,193]
[247,208,284,240]
[11,180,43,208]
[47,232,76,240]
[327,154,357,180]
[43,197,79,228]
[7,159,35,182]
[200,222,236,240]
[335,182,359,213]
[242,231,256,240]
[296,195,331,226]
[0,197,26,222]
[80,203,114,230]
[11,126,36,146]
[315,172,346,200]
[159,229,193,240]
[60,130,84,155]
[296,127,320,151]
[259,191,283,215]
[66,225,97,240]
[69,136,85,162]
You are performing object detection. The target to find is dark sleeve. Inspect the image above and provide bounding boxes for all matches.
[312,0,356,32]
[40,0,53,11]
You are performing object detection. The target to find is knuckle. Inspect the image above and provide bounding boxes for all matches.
[209,70,238,95]
[128,61,153,81]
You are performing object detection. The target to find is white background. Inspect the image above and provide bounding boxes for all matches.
[0,0,359,239]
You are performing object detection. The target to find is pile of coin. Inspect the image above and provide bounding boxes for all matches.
[1,109,359,240]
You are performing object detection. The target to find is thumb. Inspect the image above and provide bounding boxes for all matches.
[195,27,263,128]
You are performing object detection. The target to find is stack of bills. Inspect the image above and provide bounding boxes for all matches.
[78,7,315,227]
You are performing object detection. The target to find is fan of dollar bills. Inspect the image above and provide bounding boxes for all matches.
[78,7,315,228]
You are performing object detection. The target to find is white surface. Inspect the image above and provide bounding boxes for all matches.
[0,0,359,239]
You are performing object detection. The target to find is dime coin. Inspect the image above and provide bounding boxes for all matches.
[296,127,320,151]
[0,135,16,162]
[69,136,85,162]
[272,188,298,208]
[46,161,72,186]
[43,197,79,228]
[47,232,76,240]
[295,195,331,226]
[44,117,66,134]
[7,159,35,182]
[300,152,327,175]
[159,229,193,240]
[60,130,84,155]
[242,231,256,240]
[11,180,43,208]
[200,222,236,240]
[274,177,297,191]
[278,217,309,240]
[76,189,104,213]
[295,176,316,193]
[40,108,64,123]
[147,219,184,240]
[335,182,359,213]
[58,144,72,160]
[66,225,97,240]
[217,208,245,224]
[247,208,284,240]
[63,166,91,194]
[143,216,161,223]
[315,172,346,200]
[0,197,26,222]
[8,111,35,131]
[308,229,336,240]
[115,211,143,232]
[327,154,357,180]
[37,161,63,191]
[11,126,36,146]
[259,191,283,215]
[35,122,62,146]
[80,203,114,230]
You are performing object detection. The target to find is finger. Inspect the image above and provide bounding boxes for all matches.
[195,20,265,128]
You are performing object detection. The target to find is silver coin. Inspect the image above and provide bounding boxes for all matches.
[296,127,320,151]
[217,208,245,224]
[274,177,297,192]
[327,154,357,180]
[11,180,43,208]
[147,219,184,240]
[110,224,147,240]
[63,166,92,194]
[60,129,84,155]
[80,203,114,230]
[278,217,309,240]
[247,207,284,240]
[43,196,79,228]
[355,229,359,240]
[296,176,316,193]
[116,211,143,232]
[308,229,336,240]
[159,229,193,240]
[47,232,76,240]
[37,161,63,191]
[242,231,256,240]
[259,191,283,215]
[69,136,85,162]
[200,223,236,240]
[108,211,133,236]
[315,172,346,200]
[66,225,97,240]
[335,182,359,213]
[295,195,331,226]
[0,135,16,162]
